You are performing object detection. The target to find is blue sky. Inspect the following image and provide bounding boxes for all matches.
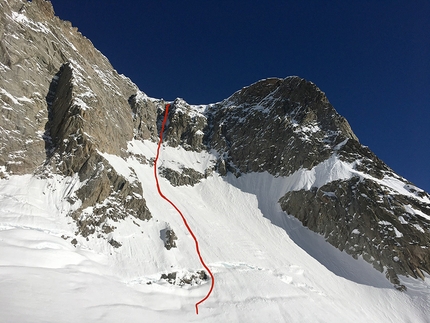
[51,0,430,192]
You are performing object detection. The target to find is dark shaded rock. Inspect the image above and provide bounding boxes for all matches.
[198,270,208,281]
[159,98,207,152]
[160,270,209,286]
[337,138,394,180]
[279,177,430,288]
[216,158,227,176]
[108,238,122,248]
[160,272,177,284]
[159,166,207,187]
[206,77,358,177]
[160,227,178,250]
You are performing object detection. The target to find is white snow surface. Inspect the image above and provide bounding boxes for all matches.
[1,140,430,322]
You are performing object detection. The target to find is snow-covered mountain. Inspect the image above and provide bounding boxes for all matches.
[1,1,430,322]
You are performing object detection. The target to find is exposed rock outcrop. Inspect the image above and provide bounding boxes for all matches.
[280,177,430,288]
[129,91,158,141]
[159,166,207,187]
[160,98,208,152]
[160,270,208,286]
[0,0,151,240]
[1,0,136,175]
[160,227,178,250]
[206,77,358,176]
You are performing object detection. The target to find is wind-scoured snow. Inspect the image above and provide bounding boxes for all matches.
[1,140,430,322]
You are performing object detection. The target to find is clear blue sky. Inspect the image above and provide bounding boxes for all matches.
[51,0,430,192]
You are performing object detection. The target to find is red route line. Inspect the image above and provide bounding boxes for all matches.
[153,103,215,315]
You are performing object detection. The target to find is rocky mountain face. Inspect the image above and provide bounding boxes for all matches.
[207,77,358,176]
[0,0,153,238]
[203,77,430,288]
[1,0,430,289]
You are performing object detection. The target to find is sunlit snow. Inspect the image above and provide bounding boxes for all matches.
[1,140,430,322]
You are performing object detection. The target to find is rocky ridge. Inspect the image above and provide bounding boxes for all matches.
[0,0,153,238]
[207,77,358,176]
[1,0,430,289]
[200,77,430,287]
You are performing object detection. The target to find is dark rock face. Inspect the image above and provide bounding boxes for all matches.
[159,166,207,187]
[160,227,178,250]
[108,238,122,249]
[280,177,430,288]
[206,77,358,176]
[337,137,394,180]
[160,98,208,152]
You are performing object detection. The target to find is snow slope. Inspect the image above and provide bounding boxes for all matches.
[1,139,430,322]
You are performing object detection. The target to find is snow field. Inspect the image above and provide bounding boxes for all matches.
[1,139,430,322]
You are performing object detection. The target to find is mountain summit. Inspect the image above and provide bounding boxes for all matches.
[1,1,430,322]
[163,76,430,288]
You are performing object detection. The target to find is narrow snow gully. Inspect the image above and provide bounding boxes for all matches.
[153,103,215,314]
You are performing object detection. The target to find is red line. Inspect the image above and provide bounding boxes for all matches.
[153,103,215,315]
